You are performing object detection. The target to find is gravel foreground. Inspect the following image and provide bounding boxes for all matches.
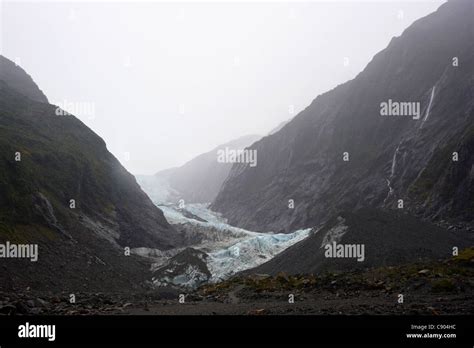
[1,251,473,316]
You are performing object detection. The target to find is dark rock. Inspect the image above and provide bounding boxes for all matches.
[15,301,31,314]
[211,0,474,235]
[0,304,16,315]
[35,298,49,308]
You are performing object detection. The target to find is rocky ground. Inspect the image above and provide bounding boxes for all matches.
[1,249,473,316]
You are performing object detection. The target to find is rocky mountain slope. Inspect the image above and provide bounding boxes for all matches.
[245,208,470,276]
[137,134,261,204]
[0,55,182,292]
[211,0,474,233]
[0,56,48,103]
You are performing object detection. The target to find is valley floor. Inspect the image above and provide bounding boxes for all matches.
[115,291,472,316]
[2,254,473,316]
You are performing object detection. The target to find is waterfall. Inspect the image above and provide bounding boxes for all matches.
[384,142,402,205]
[420,86,436,129]
[390,143,401,178]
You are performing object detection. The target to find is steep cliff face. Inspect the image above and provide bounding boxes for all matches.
[212,0,474,233]
[0,56,181,291]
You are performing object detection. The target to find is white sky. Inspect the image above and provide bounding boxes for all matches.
[1,0,444,174]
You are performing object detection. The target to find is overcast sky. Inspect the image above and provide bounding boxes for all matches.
[1,0,444,174]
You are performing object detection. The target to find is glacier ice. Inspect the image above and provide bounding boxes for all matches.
[206,228,311,282]
[151,203,312,287]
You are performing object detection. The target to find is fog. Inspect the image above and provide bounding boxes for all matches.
[1,0,443,174]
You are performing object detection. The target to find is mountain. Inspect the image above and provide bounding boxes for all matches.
[0,56,48,103]
[211,0,474,233]
[137,134,261,204]
[0,55,181,292]
[268,119,291,136]
[245,208,469,276]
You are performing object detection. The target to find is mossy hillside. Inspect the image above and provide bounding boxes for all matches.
[0,116,113,226]
[409,125,474,219]
[0,222,58,244]
[0,82,178,249]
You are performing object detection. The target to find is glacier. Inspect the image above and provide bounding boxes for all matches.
[146,203,311,288]
[206,229,310,282]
